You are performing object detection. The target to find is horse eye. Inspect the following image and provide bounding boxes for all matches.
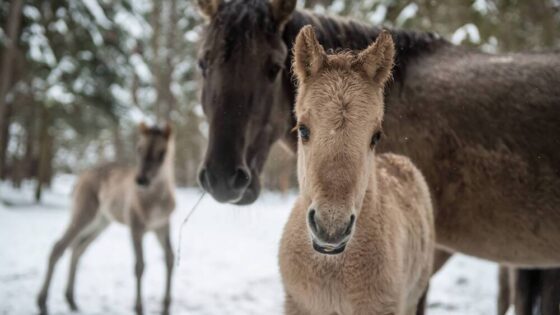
[371,131,382,149]
[198,59,208,76]
[267,63,282,81]
[298,124,310,143]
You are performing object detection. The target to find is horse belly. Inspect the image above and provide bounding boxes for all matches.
[433,159,560,267]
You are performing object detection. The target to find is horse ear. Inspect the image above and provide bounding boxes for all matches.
[270,0,297,27]
[356,30,395,85]
[293,25,326,82]
[197,0,222,20]
[139,122,149,134]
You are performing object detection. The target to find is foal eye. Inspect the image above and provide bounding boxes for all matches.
[267,63,282,81]
[298,124,310,143]
[370,131,382,149]
[158,150,166,161]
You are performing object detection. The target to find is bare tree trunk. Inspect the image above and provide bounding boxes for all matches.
[35,105,52,203]
[0,103,12,179]
[151,0,162,122]
[112,121,124,162]
[162,0,178,121]
[304,0,335,9]
[23,97,37,181]
[0,0,24,179]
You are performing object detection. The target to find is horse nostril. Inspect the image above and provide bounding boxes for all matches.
[198,168,211,191]
[231,167,251,190]
[344,214,356,236]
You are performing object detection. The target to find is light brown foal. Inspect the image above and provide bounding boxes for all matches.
[279,27,435,315]
[37,123,176,315]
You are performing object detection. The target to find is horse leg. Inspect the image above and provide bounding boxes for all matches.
[131,220,146,315]
[539,269,560,315]
[37,206,97,315]
[65,215,110,311]
[155,223,174,315]
[514,269,539,315]
[497,266,512,315]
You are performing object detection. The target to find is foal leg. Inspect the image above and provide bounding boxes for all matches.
[155,223,174,315]
[37,205,98,315]
[416,249,454,315]
[416,284,429,315]
[284,294,309,315]
[65,215,110,311]
[131,220,146,315]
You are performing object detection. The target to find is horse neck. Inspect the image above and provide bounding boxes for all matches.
[283,10,449,84]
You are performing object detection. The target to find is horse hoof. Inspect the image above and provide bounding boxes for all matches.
[135,305,144,315]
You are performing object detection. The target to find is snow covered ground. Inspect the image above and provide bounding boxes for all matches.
[0,175,501,315]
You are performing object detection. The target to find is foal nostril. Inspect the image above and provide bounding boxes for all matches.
[307,209,319,234]
[135,176,149,186]
[344,214,356,236]
[231,167,251,190]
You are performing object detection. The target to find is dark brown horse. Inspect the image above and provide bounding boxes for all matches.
[195,0,560,266]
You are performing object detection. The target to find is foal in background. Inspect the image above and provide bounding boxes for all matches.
[37,123,176,315]
[279,27,435,315]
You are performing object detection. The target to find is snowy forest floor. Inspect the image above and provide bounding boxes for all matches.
[0,175,503,315]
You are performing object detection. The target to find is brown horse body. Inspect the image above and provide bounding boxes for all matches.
[279,28,434,315]
[196,0,560,268]
[37,124,176,315]
[380,46,560,266]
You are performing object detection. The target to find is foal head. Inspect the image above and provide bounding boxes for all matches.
[135,123,174,187]
[293,26,395,254]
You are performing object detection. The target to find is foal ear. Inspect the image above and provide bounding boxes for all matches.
[196,0,222,20]
[162,122,173,139]
[270,0,297,27]
[293,25,326,82]
[356,30,395,85]
[139,122,149,135]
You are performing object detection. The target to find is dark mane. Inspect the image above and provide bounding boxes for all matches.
[284,10,449,84]
[210,0,278,61]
